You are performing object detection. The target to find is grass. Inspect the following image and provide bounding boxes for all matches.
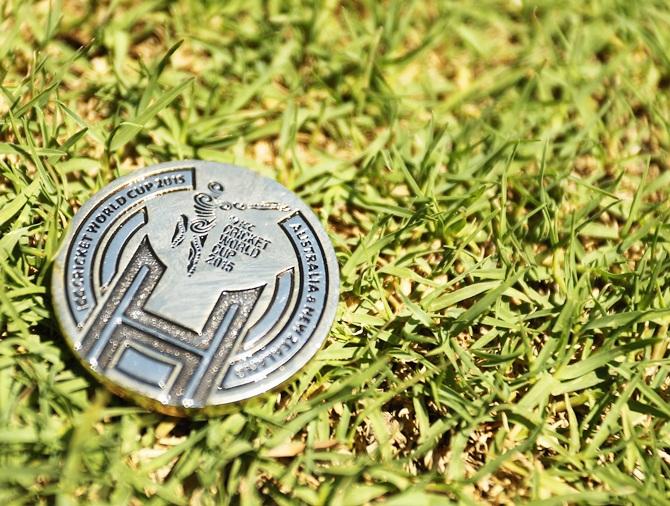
[1,0,670,504]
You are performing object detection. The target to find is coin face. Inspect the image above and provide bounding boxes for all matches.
[52,160,339,415]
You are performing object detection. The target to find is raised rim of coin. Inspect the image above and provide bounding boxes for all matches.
[51,160,339,415]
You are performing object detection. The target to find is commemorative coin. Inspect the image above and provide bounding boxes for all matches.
[51,160,339,415]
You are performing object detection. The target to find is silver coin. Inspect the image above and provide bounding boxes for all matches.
[51,160,339,415]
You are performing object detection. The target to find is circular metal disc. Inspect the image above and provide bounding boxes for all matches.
[52,160,339,415]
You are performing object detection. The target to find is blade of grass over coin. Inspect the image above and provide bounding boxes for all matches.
[1,0,670,504]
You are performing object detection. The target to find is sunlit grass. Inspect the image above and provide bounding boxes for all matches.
[1,0,670,504]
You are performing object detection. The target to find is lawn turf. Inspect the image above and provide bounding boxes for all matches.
[1,0,670,504]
